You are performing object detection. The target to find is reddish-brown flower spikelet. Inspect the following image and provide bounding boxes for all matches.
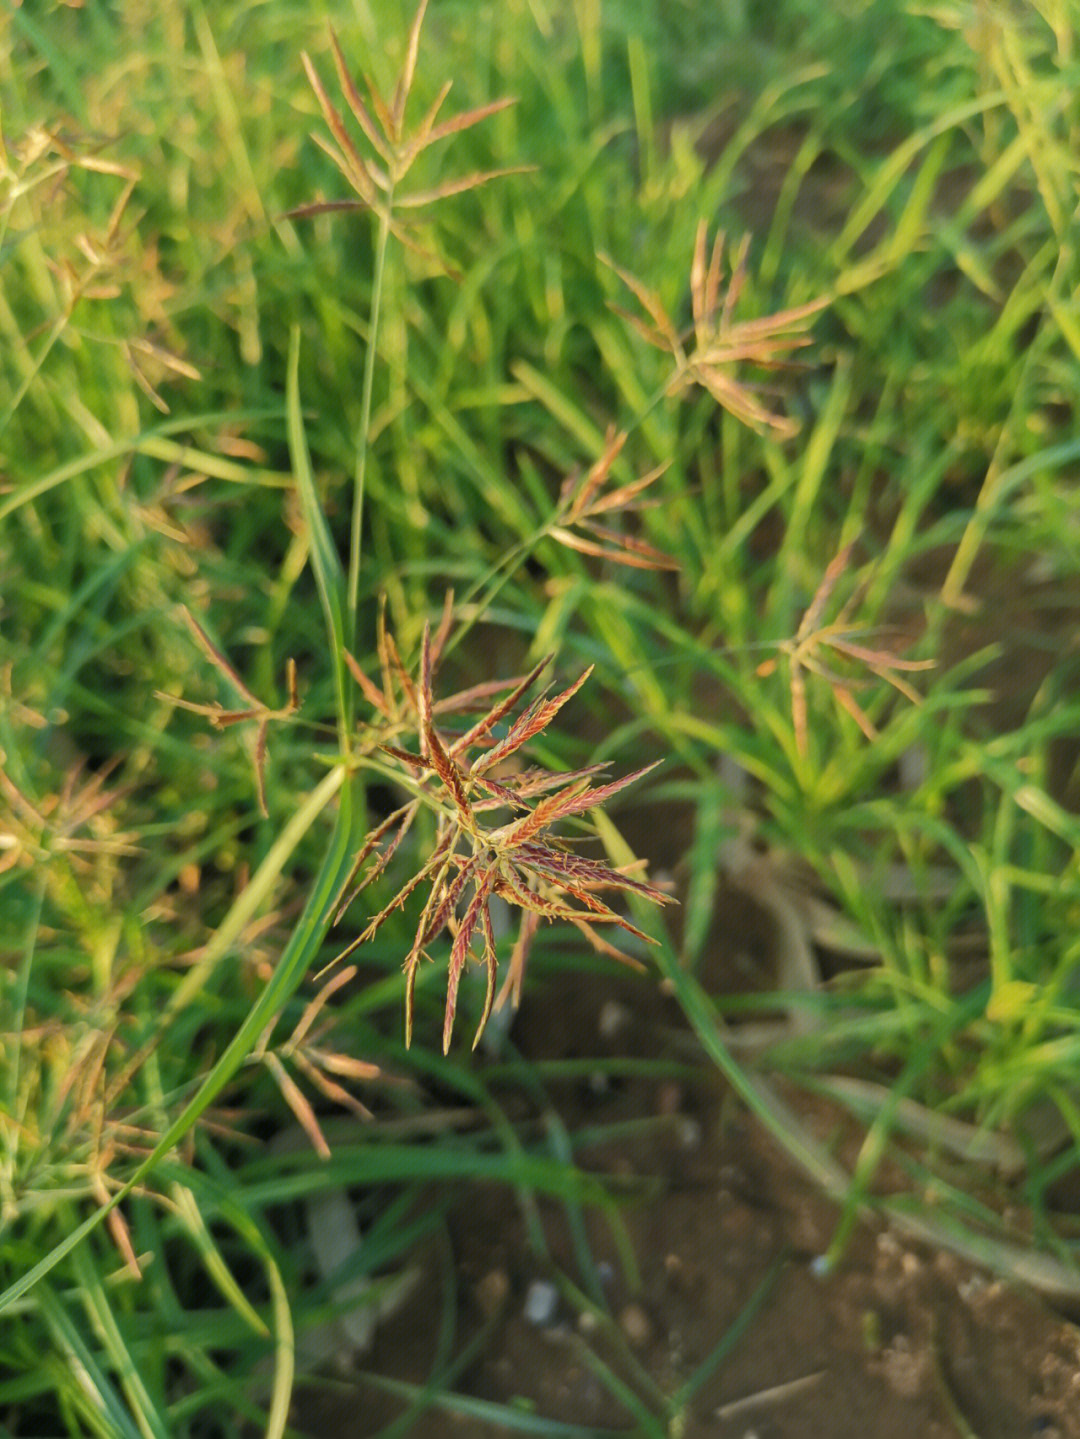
[330,600,673,1049]
[473,667,593,776]
[292,4,533,275]
[551,427,678,572]
[601,225,829,439]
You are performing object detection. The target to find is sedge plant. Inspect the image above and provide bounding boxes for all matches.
[10,0,1080,1434]
[282,0,825,1063]
[333,602,670,1052]
[0,0,831,1316]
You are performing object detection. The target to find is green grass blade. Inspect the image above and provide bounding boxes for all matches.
[287,324,350,737]
[69,1245,171,1439]
[36,1282,149,1439]
[169,1184,270,1339]
[0,409,285,523]
[167,762,346,1014]
[9,8,89,125]
[670,1258,783,1412]
[171,1172,295,1439]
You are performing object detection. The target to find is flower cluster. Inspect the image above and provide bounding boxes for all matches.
[335,602,670,1051]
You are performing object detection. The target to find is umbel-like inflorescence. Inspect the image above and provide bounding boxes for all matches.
[334,599,671,1052]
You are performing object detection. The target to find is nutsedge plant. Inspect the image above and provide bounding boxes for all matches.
[280,0,850,1057]
[292,0,532,635]
[11,0,1076,1432]
[601,221,829,438]
[334,599,671,1052]
[755,536,935,758]
[284,2,704,1053]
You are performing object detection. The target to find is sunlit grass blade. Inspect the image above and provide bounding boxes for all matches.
[287,325,349,737]
[36,1281,151,1439]
[69,1243,171,1439]
[0,408,285,524]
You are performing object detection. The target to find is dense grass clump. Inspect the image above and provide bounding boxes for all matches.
[4,1,1080,1433]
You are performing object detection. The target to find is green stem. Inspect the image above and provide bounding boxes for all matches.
[348,194,394,647]
[444,372,675,661]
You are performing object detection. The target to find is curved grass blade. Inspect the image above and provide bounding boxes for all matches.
[169,1171,296,1439]
[0,408,285,524]
[70,1243,172,1439]
[287,324,350,737]
[36,1282,150,1439]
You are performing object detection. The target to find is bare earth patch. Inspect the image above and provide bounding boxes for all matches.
[291,962,1080,1438]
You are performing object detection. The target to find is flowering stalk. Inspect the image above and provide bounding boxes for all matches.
[336,607,671,1051]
